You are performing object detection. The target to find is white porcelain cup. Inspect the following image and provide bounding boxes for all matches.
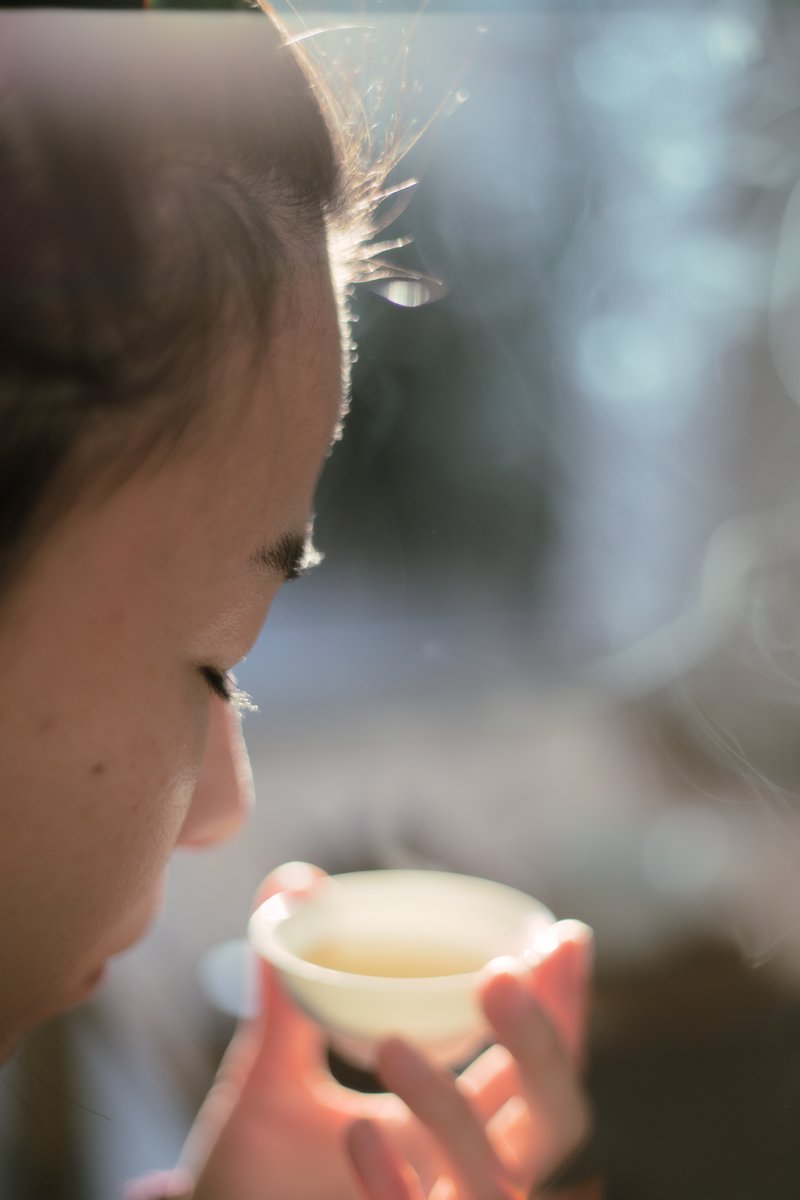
[248,868,554,1069]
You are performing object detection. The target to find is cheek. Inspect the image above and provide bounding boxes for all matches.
[84,692,208,890]
[95,747,196,880]
[3,676,208,950]
[0,679,209,1037]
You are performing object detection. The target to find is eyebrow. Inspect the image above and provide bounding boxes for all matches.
[251,530,322,582]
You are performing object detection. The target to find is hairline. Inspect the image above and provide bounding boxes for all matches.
[0,218,349,605]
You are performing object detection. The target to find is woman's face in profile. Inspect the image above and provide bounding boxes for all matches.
[0,259,344,1054]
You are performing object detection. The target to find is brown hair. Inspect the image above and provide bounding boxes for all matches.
[0,8,365,593]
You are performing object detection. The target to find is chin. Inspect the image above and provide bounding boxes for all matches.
[105,875,168,958]
[67,878,168,1008]
[1,879,169,1052]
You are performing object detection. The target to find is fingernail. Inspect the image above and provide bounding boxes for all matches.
[525,919,594,965]
[481,954,527,981]
[557,919,594,947]
[345,1119,387,1191]
[527,923,561,963]
[347,1118,381,1158]
[379,1036,429,1080]
[274,861,323,894]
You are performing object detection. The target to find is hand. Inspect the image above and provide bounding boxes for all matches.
[346,921,595,1199]
[183,863,594,1200]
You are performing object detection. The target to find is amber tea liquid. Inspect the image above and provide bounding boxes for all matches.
[302,936,486,978]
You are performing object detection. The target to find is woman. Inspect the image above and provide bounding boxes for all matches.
[0,8,595,1198]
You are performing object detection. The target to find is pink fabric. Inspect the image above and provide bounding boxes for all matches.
[121,1167,194,1200]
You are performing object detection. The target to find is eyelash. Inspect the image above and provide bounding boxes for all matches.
[200,665,234,702]
[200,666,257,715]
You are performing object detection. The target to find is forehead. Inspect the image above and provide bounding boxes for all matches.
[55,246,346,538]
[0,260,344,652]
[213,251,346,467]
[174,262,343,557]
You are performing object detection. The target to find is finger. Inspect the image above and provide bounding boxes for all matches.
[524,921,593,1069]
[460,1043,521,1124]
[464,920,590,1124]
[347,1118,427,1200]
[182,867,333,1173]
[250,860,328,912]
[376,1039,518,1200]
[481,973,591,1182]
[245,862,329,1085]
[468,921,592,1124]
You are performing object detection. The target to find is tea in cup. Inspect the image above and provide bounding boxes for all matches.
[248,868,553,1069]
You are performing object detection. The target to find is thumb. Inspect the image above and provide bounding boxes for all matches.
[245,861,329,1085]
[179,863,330,1175]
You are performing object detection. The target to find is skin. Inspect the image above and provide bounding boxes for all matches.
[0,254,343,1055]
[0,242,595,1198]
[185,865,595,1200]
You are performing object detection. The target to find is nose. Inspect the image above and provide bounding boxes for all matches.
[177,697,254,849]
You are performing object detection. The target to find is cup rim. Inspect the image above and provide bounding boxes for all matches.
[247,868,553,991]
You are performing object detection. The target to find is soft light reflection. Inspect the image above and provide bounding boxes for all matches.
[442,86,470,116]
[654,141,716,193]
[687,237,762,309]
[371,278,444,308]
[639,234,762,312]
[705,14,763,67]
[612,13,695,77]
[577,314,698,431]
[573,38,651,109]
[576,14,712,106]
[643,806,732,898]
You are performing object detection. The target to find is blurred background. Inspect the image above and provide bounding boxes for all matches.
[7,0,800,1196]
